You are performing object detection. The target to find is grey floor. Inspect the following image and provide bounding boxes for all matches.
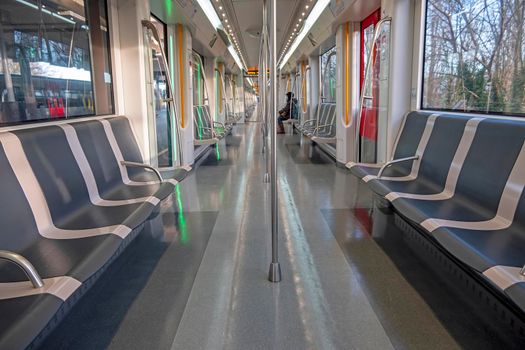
[42,110,525,349]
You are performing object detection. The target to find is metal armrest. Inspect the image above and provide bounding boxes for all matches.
[300,120,317,127]
[377,156,419,179]
[0,250,44,288]
[120,161,163,182]
[311,125,333,134]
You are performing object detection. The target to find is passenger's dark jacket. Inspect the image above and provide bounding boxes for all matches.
[279,98,298,119]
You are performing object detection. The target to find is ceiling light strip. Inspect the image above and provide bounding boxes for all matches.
[195,0,222,29]
[278,0,330,70]
[196,0,246,71]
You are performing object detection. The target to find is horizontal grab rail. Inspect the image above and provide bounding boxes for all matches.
[377,155,419,179]
[120,161,163,182]
[0,250,44,288]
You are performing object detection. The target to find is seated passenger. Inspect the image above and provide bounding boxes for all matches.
[277,92,298,134]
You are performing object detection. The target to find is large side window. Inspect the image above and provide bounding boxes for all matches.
[320,46,336,103]
[0,0,114,126]
[422,0,525,116]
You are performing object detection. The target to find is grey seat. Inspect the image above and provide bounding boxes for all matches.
[106,116,190,183]
[393,118,525,225]
[0,116,188,349]
[72,119,179,201]
[297,104,326,134]
[367,115,473,197]
[346,111,432,180]
[0,134,130,350]
[13,126,155,229]
[348,111,525,315]
[193,105,231,143]
[304,103,336,138]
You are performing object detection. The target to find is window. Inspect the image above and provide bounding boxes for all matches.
[192,51,205,106]
[0,0,114,126]
[320,46,336,103]
[422,0,525,116]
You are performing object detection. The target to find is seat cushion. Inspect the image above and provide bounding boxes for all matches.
[394,194,494,225]
[432,225,525,273]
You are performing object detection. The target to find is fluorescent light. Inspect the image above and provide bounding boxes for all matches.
[278,0,330,70]
[228,45,245,71]
[195,0,222,29]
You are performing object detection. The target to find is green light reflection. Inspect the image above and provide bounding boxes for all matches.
[175,184,188,244]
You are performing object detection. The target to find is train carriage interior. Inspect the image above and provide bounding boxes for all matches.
[1,0,525,349]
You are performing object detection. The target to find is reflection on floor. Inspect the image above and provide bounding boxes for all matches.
[41,116,524,349]
[42,209,217,350]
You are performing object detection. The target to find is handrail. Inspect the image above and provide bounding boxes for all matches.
[141,20,184,165]
[260,5,271,180]
[377,155,419,179]
[355,17,392,162]
[0,250,44,288]
[120,161,164,182]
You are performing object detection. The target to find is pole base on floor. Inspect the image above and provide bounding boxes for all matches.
[268,262,281,282]
[263,173,270,183]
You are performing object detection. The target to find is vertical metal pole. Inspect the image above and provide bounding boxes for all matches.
[262,0,270,183]
[268,0,281,283]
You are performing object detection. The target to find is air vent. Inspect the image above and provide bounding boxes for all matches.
[217,28,230,46]
[209,34,218,48]
[307,33,317,47]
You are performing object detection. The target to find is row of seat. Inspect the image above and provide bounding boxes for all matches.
[347,111,525,315]
[0,116,190,349]
[193,105,233,145]
[294,103,336,143]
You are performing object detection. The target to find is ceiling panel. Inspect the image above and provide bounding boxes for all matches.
[230,0,301,68]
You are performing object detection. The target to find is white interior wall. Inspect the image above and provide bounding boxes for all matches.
[115,0,150,161]
[172,25,195,166]
[335,22,360,164]
[309,57,319,121]
[382,0,415,160]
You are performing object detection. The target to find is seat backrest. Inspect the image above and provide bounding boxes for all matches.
[453,118,525,212]
[388,111,435,174]
[0,139,41,255]
[317,104,328,124]
[72,119,128,194]
[325,103,336,125]
[12,126,93,223]
[204,105,214,127]
[412,114,473,185]
[105,117,156,181]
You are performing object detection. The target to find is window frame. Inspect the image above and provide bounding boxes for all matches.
[420,0,525,118]
[319,46,336,103]
[0,0,116,128]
